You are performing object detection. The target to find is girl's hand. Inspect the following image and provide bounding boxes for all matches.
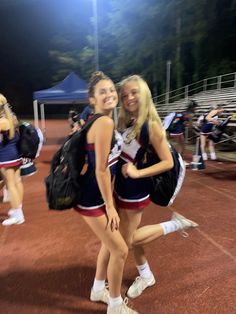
[122,163,140,179]
[106,206,120,232]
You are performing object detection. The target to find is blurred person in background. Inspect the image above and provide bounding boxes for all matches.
[166,100,198,165]
[79,104,94,126]
[0,93,24,226]
[200,104,224,160]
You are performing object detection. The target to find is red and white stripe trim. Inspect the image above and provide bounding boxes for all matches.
[0,158,22,168]
[120,151,135,163]
[74,203,106,217]
[114,192,150,210]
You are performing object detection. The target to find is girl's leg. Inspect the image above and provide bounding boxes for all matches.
[132,212,198,247]
[0,177,5,191]
[120,210,198,299]
[83,215,138,313]
[82,214,128,298]
[118,209,155,298]
[15,168,24,205]
[118,209,148,266]
[200,134,208,160]
[118,208,174,259]
[177,134,185,155]
[1,167,21,208]
[118,209,143,249]
[3,185,9,202]
[200,134,206,153]
[208,140,216,159]
[133,224,164,247]
[1,167,25,226]
[90,243,110,303]
[94,243,110,280]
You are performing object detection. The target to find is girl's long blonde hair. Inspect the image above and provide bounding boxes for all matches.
[117,75,164,140]
[0,93,15,139]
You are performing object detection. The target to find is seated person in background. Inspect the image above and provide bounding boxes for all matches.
[200,104,224,160]
[166,100,198,162]
[79,104,94,126]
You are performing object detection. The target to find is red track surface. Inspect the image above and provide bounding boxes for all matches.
[0,120,235,314]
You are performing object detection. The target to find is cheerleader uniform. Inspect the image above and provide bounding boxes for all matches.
[114,124,152,210]
[0,131,22,168]
[169,112,189,137]
[200,115,218,136]
[74,130,123,217]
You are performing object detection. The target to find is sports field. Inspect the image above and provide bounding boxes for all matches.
[0,120,235,314]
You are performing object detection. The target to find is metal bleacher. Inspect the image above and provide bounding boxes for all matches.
[154,72,236,146]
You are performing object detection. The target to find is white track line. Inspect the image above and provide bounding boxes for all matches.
[188,169,236,261]
[171,205,236,263]
[204,162,236,171]
[196,228,236,262]
[171,167,236,263]
[188,177,236,201]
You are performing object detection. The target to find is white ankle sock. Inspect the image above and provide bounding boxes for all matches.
[3,188,9,202]
[92,279,105,292]
[137,261,152,279]
[109,296,123,308]
[160,220,180,235]
[12,208,24,219]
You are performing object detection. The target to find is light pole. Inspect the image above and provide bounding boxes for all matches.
[92,0,99,71]
[165,60,171,104]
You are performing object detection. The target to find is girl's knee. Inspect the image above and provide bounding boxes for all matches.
[126,238,134,250]
[113,243,128,261]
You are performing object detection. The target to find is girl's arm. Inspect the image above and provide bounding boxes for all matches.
[94,116,120,231]
[123,121,173,179]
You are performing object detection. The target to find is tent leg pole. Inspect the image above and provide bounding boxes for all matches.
[33,100,39,128]
[40,103,46,138]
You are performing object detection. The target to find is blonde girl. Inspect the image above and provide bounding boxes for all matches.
[0,93,24,226]
[114,75,198,299]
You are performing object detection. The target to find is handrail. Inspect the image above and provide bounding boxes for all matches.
[153,72,236,104]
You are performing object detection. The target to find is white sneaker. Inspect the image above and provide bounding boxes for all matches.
[2,216,25,226]
[8,209,15,216]
[90,287,109,304]
[107,297,138,314]
[210,152,217,160]
[172,212,199,230]
[202,153,208,161]
[127,273,156,299]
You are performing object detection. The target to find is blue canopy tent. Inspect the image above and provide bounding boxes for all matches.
[33,72,88,130]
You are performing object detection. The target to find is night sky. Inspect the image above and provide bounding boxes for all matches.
[0,0,235,118]
[0,0,101,116]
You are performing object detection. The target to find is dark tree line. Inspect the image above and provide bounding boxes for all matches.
[0,0,235,115]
